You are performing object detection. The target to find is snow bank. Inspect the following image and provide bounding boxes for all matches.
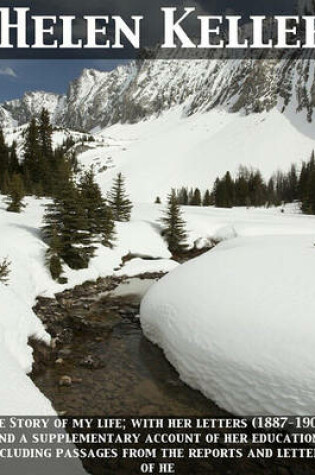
[0,198,89,467]
[140,234,315,415]
[0,198,55,414]
[116,221,172,259]
[0,285,53,415]
[0,197,173,415]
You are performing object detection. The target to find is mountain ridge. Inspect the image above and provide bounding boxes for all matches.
[1,57,315,133]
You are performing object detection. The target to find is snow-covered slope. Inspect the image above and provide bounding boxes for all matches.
[1,57,315,204]
[140,211,315,415]
[77,107,315,203]
[5,96,315,204]
[0,199,54,415]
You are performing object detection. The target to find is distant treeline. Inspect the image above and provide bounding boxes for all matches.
[173,187,212,207]
[173,153,315,214]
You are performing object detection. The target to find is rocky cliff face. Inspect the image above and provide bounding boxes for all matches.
[2,91,64,128]
[2,55,315,131]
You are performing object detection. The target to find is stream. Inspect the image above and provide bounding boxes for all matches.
[31,276,225,417]
[30,274,315,475]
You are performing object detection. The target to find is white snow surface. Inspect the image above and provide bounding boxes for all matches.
[140,209,315,415]
[0,197,88,473]
[2,191,315,416]
[0,198,54,415]
[76,107,315,203]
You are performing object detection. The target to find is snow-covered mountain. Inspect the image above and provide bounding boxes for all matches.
[2,91,65,128]
[2,55,315,202]
[2,56,315,131]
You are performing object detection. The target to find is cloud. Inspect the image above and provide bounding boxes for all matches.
[0,67,17,78]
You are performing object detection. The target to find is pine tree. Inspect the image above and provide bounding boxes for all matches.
[266,177,279,207]
[43,180,95,269]
[190,188,202,206]
[213,178,221,207]
[8,141,20,175]
[213,173,235,208]
[304,169,315,214]
[45,225,64,281]
[6,174,25,213]
[161,189,187,254]
[155,196,161,204]
[202,190,212,206]
[50,153,72,198]
[1,170,10,195]
[80,169,115,248]
[39,108,54,194]
[213,177,227,208]
[287,164,298,202]
[0,127,9,193]
[33,182,44,198]
[39,108,53,159]
[298,161,309,202]
[224,172,234,208]
[22,169,32,197]
[299,153,315,213]
[108,173,133,222]
[177,187,189,205]
[234,166,250,206]
[181,187,189,205]
[23,117,43,192]
[249,170,266,207]
[188,188,194,205]
[0,258,10,285]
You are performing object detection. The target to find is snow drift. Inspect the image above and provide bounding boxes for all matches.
[140,232,315,415]
[0,285,53,415]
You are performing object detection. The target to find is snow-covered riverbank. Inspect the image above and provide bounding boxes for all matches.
[1,196,315,414]
[140,231,315,415]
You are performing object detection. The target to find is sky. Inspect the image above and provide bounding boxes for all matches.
[0,60,126,102]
